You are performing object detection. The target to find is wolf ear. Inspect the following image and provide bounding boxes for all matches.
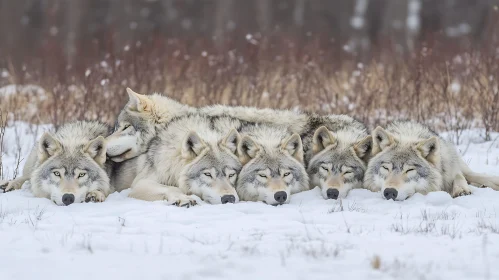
[238,136,261,164]
[354,135,372,161]
[220,129,241,155]
[182,131,206,160]
[38,132,61,162]
[126,87,153,112]
[312,126,337,154]
[416,137,440,165]
[282,134,304,163]
[84,136,107,166]
[372,126,394,155]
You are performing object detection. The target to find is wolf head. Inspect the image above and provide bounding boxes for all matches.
[307,126,372,200]
[31,132,110,206]
[236,133,309,206]
[106,88,158,162]
[364,126,442,201]
[178,129,242,204]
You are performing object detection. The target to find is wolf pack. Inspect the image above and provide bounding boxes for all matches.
[2,88,499,207]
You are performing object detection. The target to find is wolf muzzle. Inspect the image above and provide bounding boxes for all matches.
[383,188,398,200]
[221,195,236,204]
[62,193,75,205]
[326,188,339,199]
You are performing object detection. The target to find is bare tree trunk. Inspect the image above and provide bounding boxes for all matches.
[65,0,83,66]
[255,0,272,33]
[406,0,421,51]
[350,0,370,60]
[383,0,410,54]
[293,0,305,28]
[214,0,234,48]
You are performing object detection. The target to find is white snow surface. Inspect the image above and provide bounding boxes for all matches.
[1,123,499,280]
[0,84,46,98]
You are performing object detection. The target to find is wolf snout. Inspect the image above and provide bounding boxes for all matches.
[326,188,339,199]
[383,188,398,200]
[274,191,287,204]
[221,195,236,204]
[62,193,75,205]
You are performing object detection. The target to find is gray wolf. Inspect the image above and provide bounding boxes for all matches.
[107,88,373,202]
[1,121,111,205]
[128,114,243,206]
[301,115,372,200]
[236,124,309,205]
[106,88,308,162]
[106,88,197,162]
[364,120,499,200]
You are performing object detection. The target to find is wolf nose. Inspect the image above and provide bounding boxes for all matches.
[383,188,398,200]
[274,191,287,204]
[326,188,339,199]
[62,194,75,205]
[221,195,236,204]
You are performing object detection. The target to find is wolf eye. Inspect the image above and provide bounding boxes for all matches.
[78,173,86,178]
[228,174,235,178]
[344,171,352,175]
[259,174,267,178]
[406,168,415,173]
[204,173,212,178]
[123,124,131,130]
[53,171,61,177]
[321,166,328,171]
[283,172,291,177]
[382,166,389,171]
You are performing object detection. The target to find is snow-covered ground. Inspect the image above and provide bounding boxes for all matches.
[1,124,499,280]
[0,84,46,99]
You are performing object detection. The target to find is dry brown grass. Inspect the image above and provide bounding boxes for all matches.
[0,109,6,179]
[0,35,498,137]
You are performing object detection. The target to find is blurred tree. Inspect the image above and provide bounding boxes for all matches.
[0,0,498,65]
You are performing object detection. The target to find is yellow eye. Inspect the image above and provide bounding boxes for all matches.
[283,172,291,177]
[53,171,61,177]
[344,171,352,175]
[259,174,267,178]
[228,174,235,178]
[204,173,212,178]
[123,124,131,130]
[78,173,86,178]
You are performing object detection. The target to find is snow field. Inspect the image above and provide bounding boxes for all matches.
[0,124,499,280]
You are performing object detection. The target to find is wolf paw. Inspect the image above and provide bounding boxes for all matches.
[85,191,106,203]
[452,187,472,198]
[0,180,21,193]
[168,195,197,208]
[0,181,8,192]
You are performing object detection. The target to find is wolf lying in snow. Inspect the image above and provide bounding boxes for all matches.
[106,88,373,201]
[301,115,372,200]
[106,88,308,163]
[128,114,243,206]
[364,121,499,200]
[236,124,309,205]
[0,121,112,205]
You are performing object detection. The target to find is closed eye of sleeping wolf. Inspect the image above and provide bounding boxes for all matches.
[128,114,243,206]
[364,121,499,200]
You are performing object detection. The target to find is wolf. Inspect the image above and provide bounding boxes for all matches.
[128,114,243,206]
[364,120,499,201]
[0,121,112,205]
[106,88,197,162]
[107,88,373,202]
[236,124,309,205]
[106,88,308,162]
[301,115,372,200]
